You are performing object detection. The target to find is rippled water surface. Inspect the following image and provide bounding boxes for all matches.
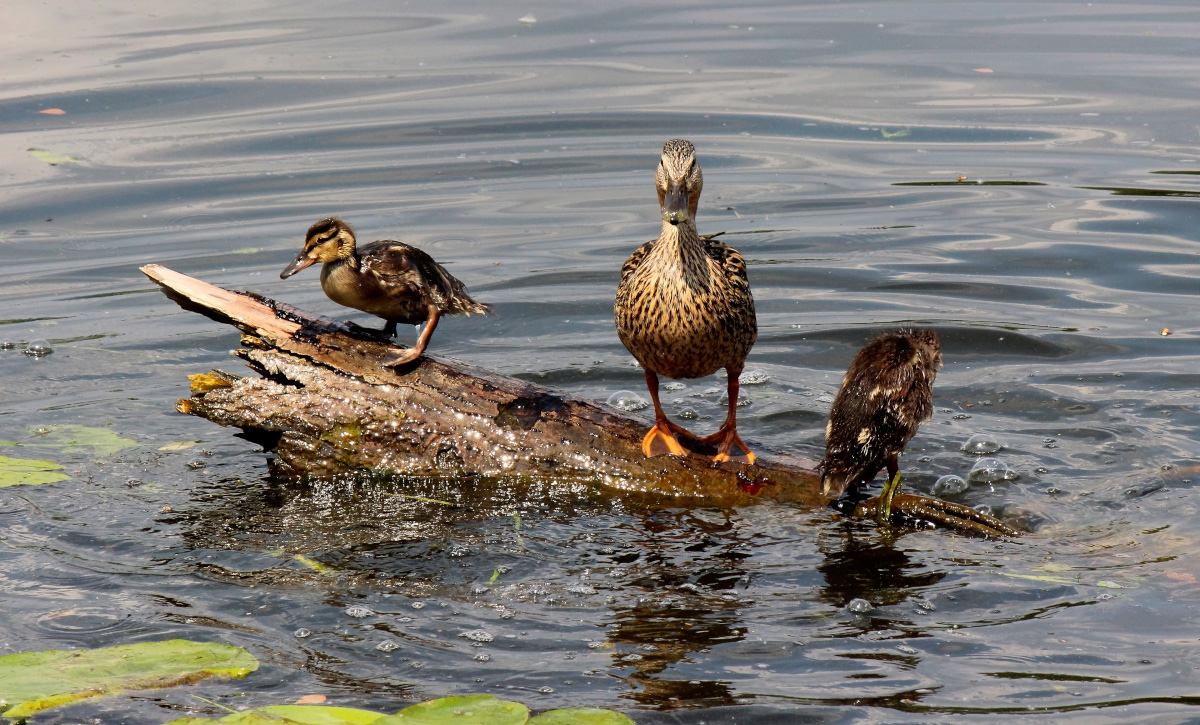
[6,1,1200,722]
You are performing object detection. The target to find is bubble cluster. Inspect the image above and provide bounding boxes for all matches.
[344,606,375,618]
[460,629,494,642]
[739,369,770,385]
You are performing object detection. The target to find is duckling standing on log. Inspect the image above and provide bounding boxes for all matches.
[820,329,942,521]
[280,217,493,367]
[615,139,758,464]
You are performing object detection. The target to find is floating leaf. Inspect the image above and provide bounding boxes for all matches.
[167,705,388,725]
[378,695,529,725]
[296,695,328,705]
[881,128,911,139]
[27,147,79,165]
[0,454,69,487]
[0,640,258,718]
[529,709,635,725]
[39,108,66,115]
[18,424,137,457]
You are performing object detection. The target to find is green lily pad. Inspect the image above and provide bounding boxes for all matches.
[0,454,69,487]
[28,147,79,165]
[378,695,529,724]
[11,424,137,457]
[529,710,635,725]
[168,705,389,724]
[0,639,258,718]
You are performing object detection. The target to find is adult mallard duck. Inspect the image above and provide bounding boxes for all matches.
[280,217,493,367]
[820,329,942,519]
[614,139,758,464]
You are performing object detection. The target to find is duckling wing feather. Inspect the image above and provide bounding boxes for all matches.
[360,241,492,316]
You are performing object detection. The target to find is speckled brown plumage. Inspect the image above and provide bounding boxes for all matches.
[280,217,492,367]
[614,139,758,463]
[820,329,942,498]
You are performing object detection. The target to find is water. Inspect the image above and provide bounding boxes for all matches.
[4,0,1200,722]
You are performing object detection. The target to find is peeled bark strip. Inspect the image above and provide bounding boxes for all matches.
[141,265,825,507]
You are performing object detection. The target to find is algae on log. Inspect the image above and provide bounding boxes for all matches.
[141,264,825,508]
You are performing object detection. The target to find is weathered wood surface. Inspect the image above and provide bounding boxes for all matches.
[142,264,826,508]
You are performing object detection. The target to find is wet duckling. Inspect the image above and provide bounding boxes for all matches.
[820,329,942,519]
[280,217,493,367]
[615,139,758,464]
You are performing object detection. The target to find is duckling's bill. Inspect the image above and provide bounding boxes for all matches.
[661,182,688,225]
[280,253,317,279]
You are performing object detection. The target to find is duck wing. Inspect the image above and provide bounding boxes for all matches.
[360,241,492,316]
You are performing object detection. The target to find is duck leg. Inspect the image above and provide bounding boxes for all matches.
[641,370,700,457]
[382,320,398,337]
[384,304,441,368]
[876,452,903,523]
[699,366,755,465]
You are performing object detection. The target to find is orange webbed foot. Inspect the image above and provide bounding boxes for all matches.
[710,430,755,465]
[642,423,688,458]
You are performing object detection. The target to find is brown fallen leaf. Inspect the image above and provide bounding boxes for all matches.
[974,68,994,73]
[294,695,327,705]
[1166,571,1196,583]
[1162,328,1172,336]
[39,108,66,115]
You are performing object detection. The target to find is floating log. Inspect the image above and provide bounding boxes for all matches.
[140,265,1016,536]
[141,265,824,507]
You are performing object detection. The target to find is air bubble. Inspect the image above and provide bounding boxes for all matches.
[411,601,426,609]
[932,475,968,496]
[23,339,52,357]
[0,339,13,349]
[606,390,648,412]
[846,598,873,613]
[376,640,401,652]
[474,653,491,662]
[293,628,312,638]
[664,382,686,391]
[677,407,699,420]
[961,433,1001,455]
[969,457,1012,484]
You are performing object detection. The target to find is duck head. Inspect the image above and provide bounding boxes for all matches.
[656,138,704,227]
[281,217,357,278]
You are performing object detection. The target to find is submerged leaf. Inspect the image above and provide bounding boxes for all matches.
[529,709,635,724]
[0,454,69,487]
[378,695,529,724]
[0,639,258,717]
[17,424,137,457]
[293,554,338,576]
[27,147,79,165]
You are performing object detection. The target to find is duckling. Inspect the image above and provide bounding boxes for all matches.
[820,329,942,520]
[614,139,758,464]
[280,217,493,367]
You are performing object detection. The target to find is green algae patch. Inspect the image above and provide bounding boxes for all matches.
[0,454,69,487]
[0,639,258,718]
[167,705,388,724]
[378,695,529,724]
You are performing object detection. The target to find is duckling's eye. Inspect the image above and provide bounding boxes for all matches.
[687,160,696,176]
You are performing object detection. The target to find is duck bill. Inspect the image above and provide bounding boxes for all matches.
[661,182,689,225]
[280,253,316,279]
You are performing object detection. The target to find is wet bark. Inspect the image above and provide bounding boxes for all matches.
[141,265,825,508]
